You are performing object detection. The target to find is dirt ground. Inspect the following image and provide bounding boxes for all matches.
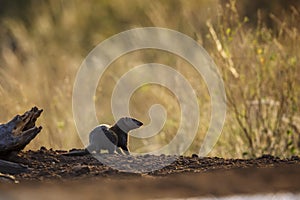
[1,148,300,199]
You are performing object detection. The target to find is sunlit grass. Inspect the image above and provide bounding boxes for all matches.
[0,0,299,157]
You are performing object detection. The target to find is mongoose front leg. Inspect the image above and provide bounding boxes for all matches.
[121,146,130,155]
[115,146,130,155]
[116,148,124,155]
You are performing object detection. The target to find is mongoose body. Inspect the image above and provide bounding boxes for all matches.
[64,117,143,156]
[87,124,118,154]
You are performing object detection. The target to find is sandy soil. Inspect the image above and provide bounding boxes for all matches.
[0,148,300,200]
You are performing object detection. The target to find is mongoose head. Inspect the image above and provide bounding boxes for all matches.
[116,117,143,133]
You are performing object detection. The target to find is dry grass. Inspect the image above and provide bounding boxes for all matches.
[0,0,299,157]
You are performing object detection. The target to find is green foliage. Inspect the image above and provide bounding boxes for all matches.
[209,0,300,158]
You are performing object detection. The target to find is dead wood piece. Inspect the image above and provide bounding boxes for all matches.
[0,172,18,183]
[0,159,28,174]
[0,107,43,156]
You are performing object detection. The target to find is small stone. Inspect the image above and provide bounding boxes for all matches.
[260,154,274,159]
[144,154,150,158]
[72,165,90,174]
[192,154,198,158]
[40,146,47,151]
[291,156,299,161]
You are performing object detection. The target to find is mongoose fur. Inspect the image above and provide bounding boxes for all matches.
[63,117,143,156]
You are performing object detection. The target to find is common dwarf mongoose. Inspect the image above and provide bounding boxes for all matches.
[64,117,143,156]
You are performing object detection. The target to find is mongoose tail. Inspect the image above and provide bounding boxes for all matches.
[62,149,89,156]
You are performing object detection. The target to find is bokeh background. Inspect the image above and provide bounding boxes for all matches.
[0,0,299,158]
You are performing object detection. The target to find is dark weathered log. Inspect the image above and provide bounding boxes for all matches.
[0,107,42,175]
[0,107,43,156]
[0,159,28,174]
[0,172,18,183]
